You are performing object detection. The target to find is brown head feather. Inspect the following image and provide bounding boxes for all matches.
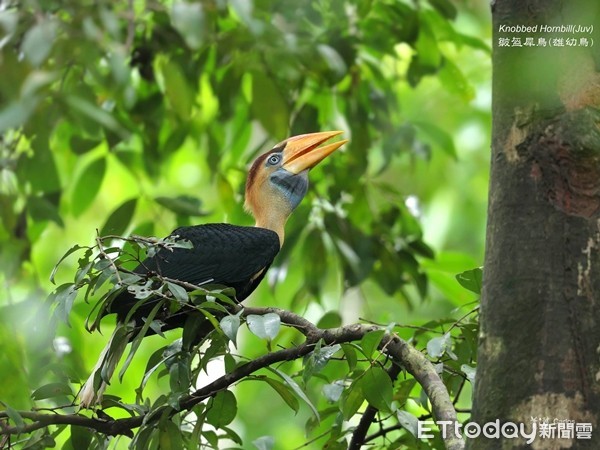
[245,144,286,207]
[245,152,269,199]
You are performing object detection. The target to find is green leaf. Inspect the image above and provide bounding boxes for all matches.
[31,382,74,400]
[390,379,412,405]
[67,424,93,450]
[168,357,191,398]
[22,429,55,448]
[0,10,18,43]
[415,15,441,69]
[317,44,348,83]
[456,33,492,54]
[2,404,25,432]
[167,282,189,303]
[427,0,457,20]
[181,313,202,350]
[51,283,78,325]
[171,2,206,50]
[317,311,343,329]
[455,267,483,294]
[162,235,194,250]
[426,333,452,359]
[21,19,58,66]
[323,381,344,403]
[304,343,341,383]
[303,229,328,297]
[99,198,137,236]
[206,390,237,428]
[251,72,289,139]
[360,329,386,359]
[155,195,208,217]
[69,135,102,155]
[50,245,85,284]
[65,95,128,137]
[198,308,221,334]
[271,368,319,421]
[322,440,347,450]
[439,57,475,102]
[261,377,300,413]
[138,344,178,394]
[246,313,281,341]
[201,430,218,448]
[396,410,419,436]
[220,314,241,346]
[159,420,184,450]
[460,322,479,355]
[28,195,64,227]
[119,301,164,380]
[224,353,237,373]
[126,283,153,300]
[132,423,157,450]
[17,134,60,193]
[221,426,243,445]
[413,121,456,158]
[341,344,357,372]
[71,157,106,217]
[314,344,341,370]
[22,67,56,95]
[252,436,275,450]
[461,364,476,382]
[361,366,393,413]
[341,380,364,420]
[157,58,194,120]
[0,98,39,133]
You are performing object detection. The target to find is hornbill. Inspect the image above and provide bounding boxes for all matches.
[79,130,348,408]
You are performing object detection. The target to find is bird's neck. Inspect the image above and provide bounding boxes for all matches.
[254,208,288,247]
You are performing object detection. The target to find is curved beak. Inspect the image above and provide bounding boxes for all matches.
[281,131,348,175]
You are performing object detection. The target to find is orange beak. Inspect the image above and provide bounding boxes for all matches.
[281,131,348,175]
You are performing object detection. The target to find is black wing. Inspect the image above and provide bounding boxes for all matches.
[109,223,280,325]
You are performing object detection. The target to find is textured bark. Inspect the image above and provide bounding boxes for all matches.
[470,1,600,449]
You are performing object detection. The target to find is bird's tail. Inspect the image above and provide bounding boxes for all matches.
[78,322,133,409]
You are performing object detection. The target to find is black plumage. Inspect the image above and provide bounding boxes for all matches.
[108,223,280,332]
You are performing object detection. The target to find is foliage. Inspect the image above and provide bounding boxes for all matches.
[0,0,490,448]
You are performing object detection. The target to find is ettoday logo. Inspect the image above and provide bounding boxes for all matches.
[418,420,538,444]
[418,419,593,443]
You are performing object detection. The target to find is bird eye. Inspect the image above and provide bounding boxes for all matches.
[267,154,281,166]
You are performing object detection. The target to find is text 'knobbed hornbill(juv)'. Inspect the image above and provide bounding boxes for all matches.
[79,131,348,408]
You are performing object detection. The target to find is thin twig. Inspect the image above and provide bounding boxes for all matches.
[162,276,213,292]
[446,306,480,333]
[293,428,332,449]
[96,231,122,285]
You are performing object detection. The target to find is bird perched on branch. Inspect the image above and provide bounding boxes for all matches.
[79,131,348,408]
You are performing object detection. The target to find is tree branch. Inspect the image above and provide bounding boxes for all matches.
[348,363,403,450]
[0,307,464,450]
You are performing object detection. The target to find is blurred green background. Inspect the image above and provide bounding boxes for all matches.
[0,0,490,448]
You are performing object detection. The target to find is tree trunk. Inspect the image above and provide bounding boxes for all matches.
[470,1,600,448]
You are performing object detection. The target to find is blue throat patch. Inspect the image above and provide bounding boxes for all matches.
[269,169,309,211]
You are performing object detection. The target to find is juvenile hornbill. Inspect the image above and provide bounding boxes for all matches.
[79,130,348,408]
